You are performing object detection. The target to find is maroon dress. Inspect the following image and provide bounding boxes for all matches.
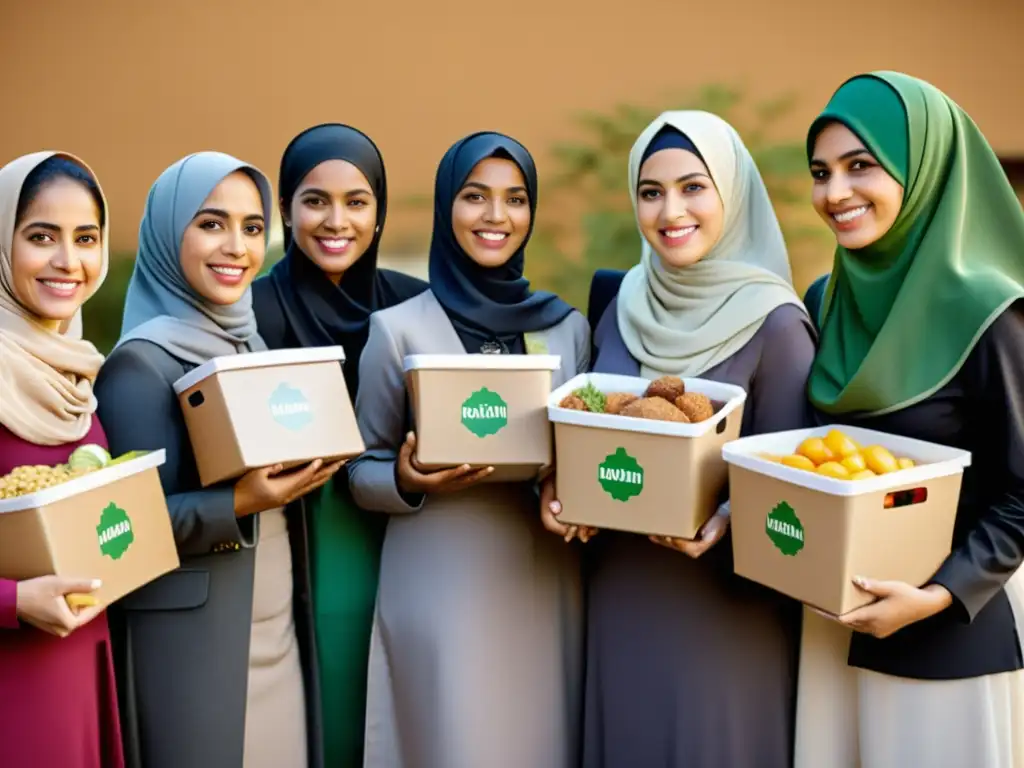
[0,420,124,768]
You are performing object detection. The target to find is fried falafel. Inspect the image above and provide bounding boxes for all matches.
[604,392,639,415]
[645,375,686,403]
[675,392,716,422]
[559,394,589,411]
[620,396,691,423]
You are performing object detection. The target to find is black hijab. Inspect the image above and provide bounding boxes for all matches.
[259,123,426,395]
[428,132,574,353]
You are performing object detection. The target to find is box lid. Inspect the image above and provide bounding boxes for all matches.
[403,354,562,372]
[722,425,972,497]
[173,346,347,394]
[0,450,167,514]
[547,372,747,437]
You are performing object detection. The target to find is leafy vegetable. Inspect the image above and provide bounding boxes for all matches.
[572,382,607,414]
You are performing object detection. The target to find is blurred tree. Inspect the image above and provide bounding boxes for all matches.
[525,84,830,310]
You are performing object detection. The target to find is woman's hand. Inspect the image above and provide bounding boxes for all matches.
[16,576,104,637]
[539,474,597,543]
[840,578,953,639]
[649,510,730,558]
[396,432,493,495]
[234,458,346,517]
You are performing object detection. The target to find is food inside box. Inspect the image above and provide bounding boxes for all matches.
[758,428,918,481]
[557,375,721,423]
[0,444,141,499]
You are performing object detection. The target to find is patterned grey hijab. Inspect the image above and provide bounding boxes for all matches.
[116,151,273,364]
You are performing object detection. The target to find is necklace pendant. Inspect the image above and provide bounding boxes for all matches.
[479,340,506,355]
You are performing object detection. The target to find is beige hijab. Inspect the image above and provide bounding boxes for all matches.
[617,111,805,379]
[0,152,108,445]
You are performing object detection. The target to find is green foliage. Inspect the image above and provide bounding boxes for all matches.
[526,84,819,310]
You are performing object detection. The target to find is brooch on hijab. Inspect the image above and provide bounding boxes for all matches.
[479,340,508,355]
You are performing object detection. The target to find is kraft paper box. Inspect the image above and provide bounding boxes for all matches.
[173,346,365,487]
[724,426,971,616]
[548,373,747,539]
[0,450,179,608]
[403,354,562,483]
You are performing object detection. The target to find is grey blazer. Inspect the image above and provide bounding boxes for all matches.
[94,339,322,768]
[348,289,590,513]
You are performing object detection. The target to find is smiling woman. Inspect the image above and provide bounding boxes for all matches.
[95,152,340,768]
[348,131,588,768]
[178,171,267,305]
[11,157,105,330]
[0,151,124,768]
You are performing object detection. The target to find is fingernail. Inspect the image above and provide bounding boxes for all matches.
[549,501,561,514]
[91,579,102,589]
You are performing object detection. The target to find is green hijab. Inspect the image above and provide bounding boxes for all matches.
[808,71,1024,416]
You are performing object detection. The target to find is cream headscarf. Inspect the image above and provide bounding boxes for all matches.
[617,111,805,379]
[0,152,108,446]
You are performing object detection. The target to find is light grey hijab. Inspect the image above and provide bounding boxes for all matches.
[116,151,273,364]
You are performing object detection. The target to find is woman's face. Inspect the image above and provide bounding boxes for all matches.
[636,148,724,268]
[10,177,103,330]
[283,159,378,284]
[451,157,531,268]
[180,171,266,305]
[810,122,905,250]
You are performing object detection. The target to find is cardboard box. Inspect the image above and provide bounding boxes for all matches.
[403,354,562,483]
[724,425,971,616]
[547,373,747,538]
[0,450,179,608]
[174,346,365,487]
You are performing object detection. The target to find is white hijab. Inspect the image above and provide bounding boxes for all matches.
[617,110,805,379]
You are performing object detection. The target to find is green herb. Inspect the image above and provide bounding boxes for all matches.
[573,382,607,413]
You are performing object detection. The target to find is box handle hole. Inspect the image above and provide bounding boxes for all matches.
[187,391,206,408]
[884,487,928,509]
[716,416,727,434]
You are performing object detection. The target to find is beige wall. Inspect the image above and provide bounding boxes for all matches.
[2,0,1022,253]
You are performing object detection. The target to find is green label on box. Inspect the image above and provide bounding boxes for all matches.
[766,501,804,556]
[269,382,313,431]
[461,388,508,437]
[598,447,644,501]
[97,502,134,560]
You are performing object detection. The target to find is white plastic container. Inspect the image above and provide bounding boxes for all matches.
[547,373,747,538]
[723,425,972,615]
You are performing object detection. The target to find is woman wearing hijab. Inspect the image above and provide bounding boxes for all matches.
[252,123,426,766]
[554,111,814,768]
[0,151,122,768]
[794,72,1024,768]
[349,131,589,768]
[94,152,341,768]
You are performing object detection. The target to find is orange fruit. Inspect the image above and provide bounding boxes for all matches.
[824,429,860,459]
[781,454,817,472]
[850,469,877,480]
[797,437,835,466]
[897,457,916,470]
[862,445,899,475]
[840,453,867,473]
[756,452,783,463]
[816,461,851,479]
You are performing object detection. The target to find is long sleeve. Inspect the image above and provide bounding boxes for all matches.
[348,314,424,514]
[95,344,254,558]
[747,305,817,436]
[931,306,1024,621]
[0,579,17,629]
